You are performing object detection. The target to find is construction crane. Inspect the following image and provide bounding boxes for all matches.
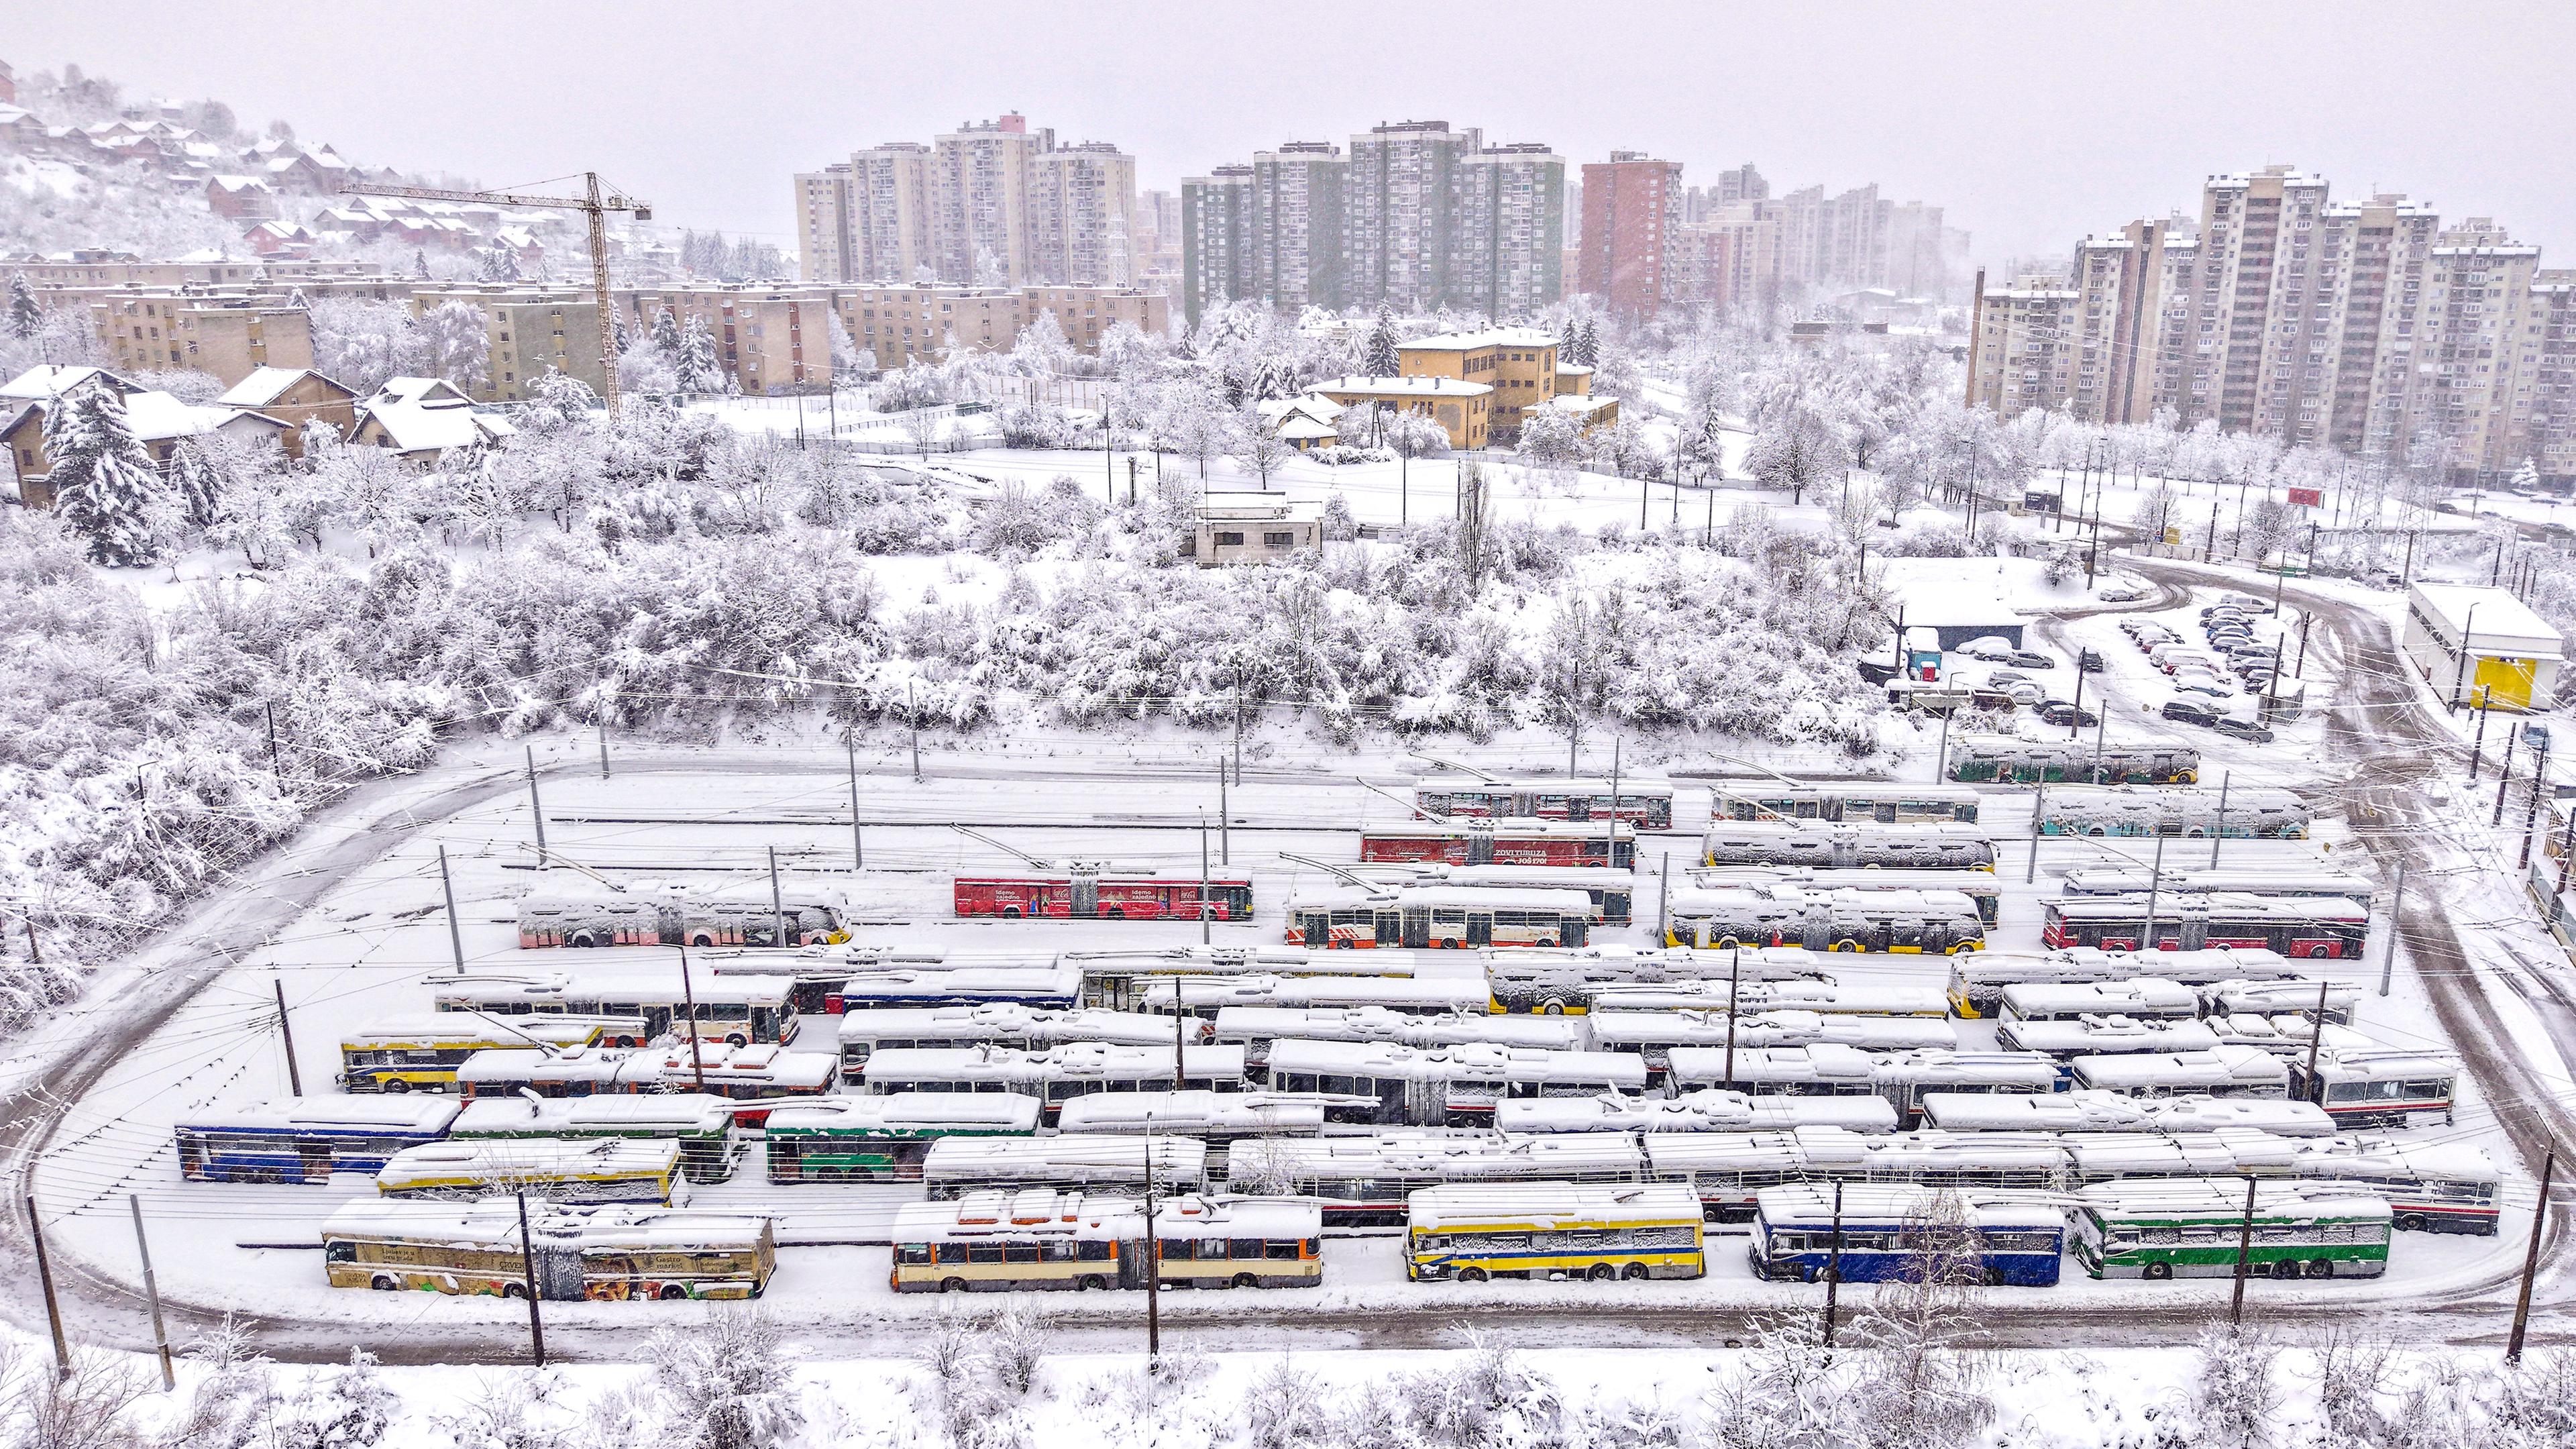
[343,172,650,413]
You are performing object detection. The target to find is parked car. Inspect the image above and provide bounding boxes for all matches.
[2039,700,2101,727]
[2219,592,2275,614]
[1994,680,2046,706]
[2161,699,2222,727]
[1956,636,2017,662]
[2078,648,2106,673]
[2096,582,2151,603]
[1984,669,2035,687]
[2004,651,2057,670]
[2213,718,2276,743]
[2172,674,2235,700]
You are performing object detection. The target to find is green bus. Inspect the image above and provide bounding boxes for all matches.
[763,1093,1040,1183]
[449,1093,739,1184]
[2072,1179,2391,1281]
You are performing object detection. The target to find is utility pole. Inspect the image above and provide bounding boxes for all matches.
[2522,739,2553,869]
[264,700,282,780]
[2141,834,2167,953]
[2229,1175,2258,1327]
[515,1191,547,1365]
[847,739,865,872]
[2507,1146,2556,1362]
[2497,724,2522,826]
[2210,772,2231,868]
[1821,1180,1843,1349]
[1721,947,1741,1088]
[439,843,467,973]
[677,945,706,1091]
[28,1198,68,1379]
[597,716,610,778]
[1656,851,1671,945]
[910,682,922,782]
[2025,780,2046,885]
[2470,686,2493,780]
[346,174,650,415]
[1199,818,1212,947]
[525,746,548,866]
[129,1195,173,1389]
[1143,1128,1162,1364]
[1219,757,1230,867]
[274,977,303,1096]
[768,845,786,948]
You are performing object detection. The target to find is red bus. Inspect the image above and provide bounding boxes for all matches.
[1357,818,1635,870]
[955,874,1254,922]
[2040,894,2367,959]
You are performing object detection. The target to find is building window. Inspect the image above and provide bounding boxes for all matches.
[1214,531,1246,546]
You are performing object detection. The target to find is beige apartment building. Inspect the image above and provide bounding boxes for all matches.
[90,294,315,384]
[797,119,1136,288]
[1967,272,2080,415]
[413,286,608,403]
[829,283,1165,371]
[623,286,832,395]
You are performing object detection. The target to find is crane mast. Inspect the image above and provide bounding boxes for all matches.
[343,170,649,414]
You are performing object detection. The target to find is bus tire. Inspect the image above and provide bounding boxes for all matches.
[1715,937,1741,951]
[691,933,715,948]
[1233,1273,1257,1290]
[1588,1263,1615,1282]
[370,1275,399,1291]
[2305,1260,2333,1279]
[941,1278,965,1295]
[1983,1267,2005,1287]
[2394,1214,2427,1233]
[2178,771,2198,784]
[726,1034,749,1048]
[1536,937,1558,949]
[2304,945,2329,959]
[1835,939,1864,953]
[1799,1265,1819,1284]
[1459,1267,1488,1283]
[1078,1275,1107,1291]
[1541,1000,1566,1016]
[661,1284,690,1300]
[1621,1263,1650,1281]
[2143,1262,2173,1281]
[1001,906,1022,920]
[502,1283,527,1300]
[384,1079,410,1094]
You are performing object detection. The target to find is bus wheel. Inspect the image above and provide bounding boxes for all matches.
[1835,939,1864,953]
[370,1276,399,1291]
[384,1079,410,1094]
[2305,1260,2333,1279]
[1716,938,1741,951]
[1799,1265,1820,1284]
[1541,1000,1565,1016]
[2305,945,2329,959]
[1001,906,1022,920]
[1459,1267,1489,1283]
[2394,1214,2427,1233]
[1078,1275,1107,1291]
[941,1278,966,1295]
[2143,1262,2173,1281]
[1536,937,1558,949]
[661,1284,691,1300]
[1587,1263,1615,1283]
[2177,771,2198,784]
[502,1283,527,1300]
[1233,1273,1258,1290]
[726,1034,749,1048]
[1983,1267,2005,1287]
[1621,1263,1650,1281]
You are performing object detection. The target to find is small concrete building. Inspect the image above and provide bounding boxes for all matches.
[1185,492,1322,566]
[2402,582,2565,710]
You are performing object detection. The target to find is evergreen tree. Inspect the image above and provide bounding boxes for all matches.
[171,437,225,528]
[2511,457,2540,493]
[7,272,39,341]
[651,308,684,356]
[44,386,176,566]
[286,287,311,311]
[411,248,432,280]
[677,315,728,393]
[1363,305,1401,378]
[1558,312,1580,359]
[1576,317,1601,368]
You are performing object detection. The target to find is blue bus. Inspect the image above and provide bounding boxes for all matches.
[1748,1184,2064,1287]
[175,1098,462,1183]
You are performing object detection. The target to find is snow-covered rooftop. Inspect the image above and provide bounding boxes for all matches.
[1399,327,1560,353]
[356,376,517,454]
[217,366,345,409]
[1313,375,1491,398]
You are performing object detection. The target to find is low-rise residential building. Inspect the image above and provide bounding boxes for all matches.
[1256,394,1342,451]
[215,367,360,445]
[1185,492,1324,566]
[348,376,516,467]
[89,294,315,384]
[1311,374,1493,450]
[1,364,292,509]
[205,175,278,221]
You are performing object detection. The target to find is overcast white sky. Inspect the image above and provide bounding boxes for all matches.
[13,1,2571,270]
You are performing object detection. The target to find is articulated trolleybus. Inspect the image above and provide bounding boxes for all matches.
[1406,1182,1706,1283]
[890,1190,1323,1294]
[1749,1184,2065,1286]
[1701,821,1998,871]
[2072,1179,2391,1280]
[515,884,849,949]
[2038,786,2309,839]
[431,970,800,1046]
[323,1199,774,1300]
[177,1098,461,1184]
[1414,775,1674,828]
[1946,737,2200,785]
[1285,883,1595,950]
[955,871,1252,922]
[1359,817,1635,869]
[1666,883,1987,953]
[1713,781,1982,824]
[2040,894,2369,958]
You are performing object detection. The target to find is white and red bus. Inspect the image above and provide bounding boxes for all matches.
[2040,894,2369,959]
[954,874,1252,922]
[2287,1047,2460,1130]
[1413,775,1674,830]
[1283,883,1595,951]
[1358,817,1636,870]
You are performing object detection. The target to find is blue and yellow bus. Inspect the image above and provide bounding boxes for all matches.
[1748,1184,2065,1286]
[176,1098,462,1183]
[1405,1181,1705,1283]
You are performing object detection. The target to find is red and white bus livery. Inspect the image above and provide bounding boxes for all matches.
[1413,775,1674,830]
[1284,883,1595,951]
[2039,894,2368,959]
[954,875,1253,922]
[1357,817,1635,871]
[2288,1048,2460,1130]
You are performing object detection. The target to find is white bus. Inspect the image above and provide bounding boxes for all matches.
[920,1136,1210,1198]
[1919,1089,2332,1135]
[2287,1047,2461,1129]
[1413,775,1675,829]
[1406,1182,1706,1283]
[1137,973,1493,1018]
[1587,981,1949,1017]
[324,1199,773,1299]
[1284,883,1598,951]
[374,1138,684,1205]
[2037,786,2308,840]
[448,1093,737,1183]
[1224,1131,1646,1226]
[1998,979,2203,1023]
[1866,1050,2066,1126]
[1260,1039,1648,1126]
[1998,1016,2223,1060]
[430,969,799,1046]
[1947,947,2296,1017]
[1587,1010,1956,1085]
[2070,1046,2290,1099]
[833,966,1084,1012]
[1481,944,1833,1016]
[1664,1044,1880,1097]
[1692,867,2004,927]
[854,1043,1250,1118]
[1642,1127,2069,1220]
[1700,821,1998,871]
[1495,1089,1899,1135]
[1354,863,1642,926]
[835,1005,1199,1079]
[890,1191,1323,1293]
[515,884,847,950]
[1713,781,1983,824]
[1054,1090,1330,1147]
[1211,1006,1589,1055]
[1666,883,1986,955]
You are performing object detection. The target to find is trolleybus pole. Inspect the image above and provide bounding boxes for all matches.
[274,977,303,1097]
[439,843,467,972]
[27,1197,67,1379]
[515,1190,547,1366]
[2229,1175,2258,1327]
[1821,1180,1843,1350]
[847,739,864,872]
[2024,781,2045,885]
[678,943,706,1091]
[2298,979,2331,1104]
[129,1195,173,1389]
[2508,1146,2557,1362]
[2210,771,2230,869]
[1721,947,1740,1090]
[2377,860,2406,998]
[525,745,548,865]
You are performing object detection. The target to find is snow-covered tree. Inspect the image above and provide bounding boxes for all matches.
[650,308,684,358]
[6,272,39,340]
[309,297,423,394]
[1516,402,1582,466]
[676,315,729,394]
[1363,304,1401,378]
[1320,492,1358,542]
[409,248,431,280]
[415,300,489,394]
[1009,309,1074,378]
[1574,317,1601,368]
[2512,457,2541,493]
[1229,403,1293,490]
[43,384,178,566]
[617,331,680,397]
[474,244,520,284]
[168,437,227,529]
[823,309,873,384]
[1746,399,1845,504]
[527,368,601,426]
[972,246,1010,288]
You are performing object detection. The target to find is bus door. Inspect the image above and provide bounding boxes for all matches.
[535,1242,588,1301]
[1373,909,1400,947]
[1403,1076,1444,1126]
[1070,871,1099,919]
[1561,916,1589,947]
[1799,912,1831,952]
[2177,918,2209,951]
[1466,912,1494,947]
[1295,910,1334,949]
[300,1137,335,1183]
[1401,907,1432,949]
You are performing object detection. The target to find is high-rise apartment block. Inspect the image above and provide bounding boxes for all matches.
[1966,273,2081,416]
[1578,151,1682,320]
[794,116,1135,289]
[1990,163,2575,484]
[1179,120,1564,325]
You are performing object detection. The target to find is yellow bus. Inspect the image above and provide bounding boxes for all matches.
[1405,1181,1706,1283]
[889,1189,1323,1293]
[374,1137,684,1205]
[339,1012,643,1094]
[323,1198,772,1299]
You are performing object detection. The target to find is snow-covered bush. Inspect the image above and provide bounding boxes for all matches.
[647,1309,802,1449]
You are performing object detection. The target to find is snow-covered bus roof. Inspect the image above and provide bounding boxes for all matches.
[2204,978,2367,1014]
[1641,1126,2068,1178]
[859,1042,1246,1086]
[2070,1046,2290,1091]
[1263,1039,1648,1089]
[1865,1050,2065,1089]
[1407,1181,1701,1231]
[1920,1089,2332,1136]
[2302,1047,2463,1083]
[341,1013,635,1051]
[1495,1089,1899,1135]
[1413,775,1675,797]
[1999,979,2202,1020]
[1998,1017,2222,1057]
[449,1094,733,1137]
[1586,1009,1956,1053]
[1753,1183,2065,1228]
[1282,883,1601,912]
[1213,1006,1586,1051]
[1665,1043,1877,1087]
[920,1135,1208,1183]
[762,1093,1040,1135]
[1142,974,1493,1013]
[1669,883,1982,916]
[1949,947,2296,990]
[178,1097,462,1135]
[322,1198,768,1251]
[2072,1178,2391,1223]
[2058,867,2376,902]
[835,1005,1197,1047]
[1226,1130,1644,1183]
[890,1191,1318,1244]
[430,970,800,1006]
[374,1137,682,1193]
[1587,983,1949,1016]
[455,1046,634,1086]
[1056,1090,1328,1136]
[1487,944,1832,983]
[835,965,1085,1001]
[1361,816,1634,841]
